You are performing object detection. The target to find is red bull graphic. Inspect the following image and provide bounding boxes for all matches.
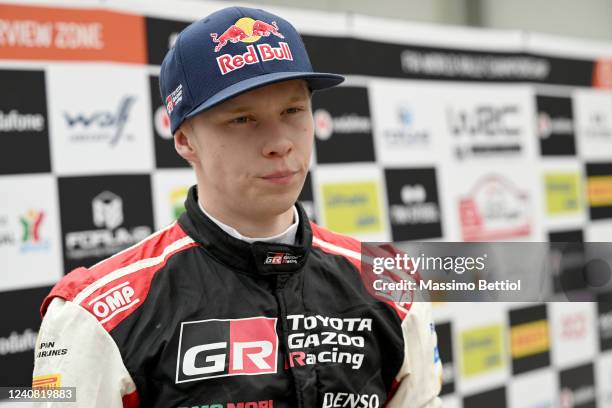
[210,18,284,53]
[252,20,283,39]
[210,17,291,75]
[210,25,249,53]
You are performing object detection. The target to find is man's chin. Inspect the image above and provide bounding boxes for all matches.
[253,192,299,218]
[249,174,305,216]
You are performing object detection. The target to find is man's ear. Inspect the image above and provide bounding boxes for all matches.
[174,121,198,164]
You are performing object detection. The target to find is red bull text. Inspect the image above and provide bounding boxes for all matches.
[216,42,293,75]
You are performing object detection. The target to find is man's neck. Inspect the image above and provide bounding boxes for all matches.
[197,193,295,239]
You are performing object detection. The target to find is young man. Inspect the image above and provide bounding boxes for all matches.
[33,6,442,407]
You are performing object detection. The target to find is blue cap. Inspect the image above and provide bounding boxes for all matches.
[160,6,345,135]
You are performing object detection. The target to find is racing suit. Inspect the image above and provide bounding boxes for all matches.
[33,186,442,407]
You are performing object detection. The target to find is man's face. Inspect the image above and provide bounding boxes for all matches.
[176,79,314,219]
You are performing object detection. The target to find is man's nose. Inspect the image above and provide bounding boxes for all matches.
[262,123,293,158]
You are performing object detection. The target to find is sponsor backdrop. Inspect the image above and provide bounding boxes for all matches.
[1,0,612,405]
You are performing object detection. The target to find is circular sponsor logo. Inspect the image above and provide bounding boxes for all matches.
[155,106,172,140]
[538,112,552,139]
[314,109,333,140]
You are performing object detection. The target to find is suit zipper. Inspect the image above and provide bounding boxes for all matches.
[275,273,304,408]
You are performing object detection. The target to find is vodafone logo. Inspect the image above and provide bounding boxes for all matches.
[314,109,372,141]
[537,111,573,139]
[176,317,278,383]
[538,112,552,139]
[0,110,45,133]
[314,109,333,140]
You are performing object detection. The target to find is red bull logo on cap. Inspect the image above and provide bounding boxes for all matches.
[210,17,284,52]
[210,17,292,75]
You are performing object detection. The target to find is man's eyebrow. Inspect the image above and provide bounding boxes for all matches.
[223,94,310,114]
[224,105,252,114]
[286,93,310,103]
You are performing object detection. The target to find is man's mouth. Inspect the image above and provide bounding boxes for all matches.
[261,170,299,184]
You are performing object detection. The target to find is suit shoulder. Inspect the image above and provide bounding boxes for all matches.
[310,221,361,259]
[41,222,198,331]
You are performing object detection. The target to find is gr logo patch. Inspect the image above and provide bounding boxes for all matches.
[176,317,278,383]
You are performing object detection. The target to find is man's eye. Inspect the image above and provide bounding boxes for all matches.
[230,116,251,124]
[285,107,303,114]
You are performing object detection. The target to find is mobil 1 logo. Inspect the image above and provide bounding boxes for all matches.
[312,86,375,164]
[385,168,442,241]
[149,75,190,168]
[176,317,278,383]
[0,69,51,174]
[58,175,154,271]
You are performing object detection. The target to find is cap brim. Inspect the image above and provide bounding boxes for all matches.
[184,71,344,121]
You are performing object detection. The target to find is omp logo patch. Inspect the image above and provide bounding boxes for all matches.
[88,281,140,324]
[176,317,278,383]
